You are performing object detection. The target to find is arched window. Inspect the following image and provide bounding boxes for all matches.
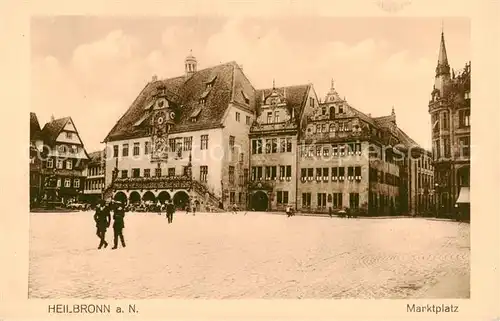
[329,123,335,132]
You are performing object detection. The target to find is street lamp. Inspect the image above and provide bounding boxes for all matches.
[434,182,439,217]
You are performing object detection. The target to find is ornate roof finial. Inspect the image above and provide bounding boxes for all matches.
[272,78,275,89]
[331,78,334,89]
[391,105,395,115]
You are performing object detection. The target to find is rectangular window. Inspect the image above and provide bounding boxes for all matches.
[272,138,278,153]
[277,191,283,204]
[316,146,321,157]
[252,167,257,181]
[322,167,329,180]
[56,178,61,187]
[229,166,235,183]
[323,147,329,157]
[246,115,251,125]
[155,168,162,177]
[113,145,119,158]
[271,166,277,180]
[133,142,140,156]
[322,107,326,115]
[132,168,140,178]
[201,135,208,150]
[332,145,338,156]
[230,192,235,204]
[339,145,346,156]
[349,193,360,209]
[317,193,327,207]
[286,138,292,152]
[257,167,263,180]
[184,137,193,151]
[316,124,321,133]
[167,167,175,176]
[229,136,235,152]
[64,178,71,187]
[279,138,286,153]
[316,168,322,180]
[252,139,262,154]
[302,193,311,207]
[56,159,63,169]
[279,165,285,179]
[121,170,128,179]
[239,153,244,163]
[66,160,72,170]
[200,166,208,182]
[355,166,362,180]
[74,179,80,188]
[355,143,362,155]
[265,139,272,154]
[459,109,471,127]
[267,112,272,124]
[66,132,73,139]
[144,169,151,177]
[321,124,327,133]
[169,138,176,152]
[243,169,249,184]
[307,168,314,180]
[122,144,129,157]
[144,141,151,154]
[286,165,292,178]
[333,193,343,208]
[459,136,470,157]
[338,167,345,180]
[238,192,243,204]
[442,112,449,130]
[236,112,241,122]
[301,168,307,180]
[331,167,338,180]
[274,111,280,123]
[443,137,451,158]
[348,166,354,180]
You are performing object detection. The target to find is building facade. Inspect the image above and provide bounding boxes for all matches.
[429,31,471,217]
[30,116,90,208]
[103,54,256,210]
[82,150,105,205]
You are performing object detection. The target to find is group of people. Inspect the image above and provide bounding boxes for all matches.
[93,200,126,250]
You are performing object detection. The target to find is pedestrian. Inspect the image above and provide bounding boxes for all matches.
[285,205,291,217]
[156,200,162,215]
[93,200,111,249]
[166,200,175,223]
[231,203,238,214]
[191,199,197,216]
[112,201,126,249]
[328,206,333,218]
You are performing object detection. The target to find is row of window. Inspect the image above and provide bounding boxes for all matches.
[84,179,104,191]
[46,159,74,170]
[251,165,293,181]
[432,110,470,132]
[251,138,293,154]
[300,143,362,158]
[300,167,362,181]
[368,168,400,186]
[87,166,103,177]
[57,144,80,154]
[434,136,470,159]
[119,166,249,185]
[113,135,211,158]
[229,191,246,204]
[310,122,361,134]
[56,177,80,188]
[301,192,359,208]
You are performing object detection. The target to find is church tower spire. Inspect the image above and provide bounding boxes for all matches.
[434,30,451,93]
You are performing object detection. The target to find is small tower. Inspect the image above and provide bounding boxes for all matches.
[185,50,197,79]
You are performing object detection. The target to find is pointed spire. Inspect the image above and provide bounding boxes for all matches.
[391,106,395,115]
[437,30,449,66]
[272,78,275,89]
[331,78,335,89]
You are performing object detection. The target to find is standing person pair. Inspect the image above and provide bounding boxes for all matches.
[93,200,126,250]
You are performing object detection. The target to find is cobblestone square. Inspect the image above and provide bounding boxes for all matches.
[29,212,470,299]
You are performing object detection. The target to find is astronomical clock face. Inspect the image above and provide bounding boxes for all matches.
[154,111,167,128]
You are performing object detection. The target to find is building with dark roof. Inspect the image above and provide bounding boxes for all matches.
[32,116,90,207]
[30,113,44,207]
[429,31,471,218]
[103,53,256,210]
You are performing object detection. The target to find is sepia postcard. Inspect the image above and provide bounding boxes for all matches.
[0,0,499,320]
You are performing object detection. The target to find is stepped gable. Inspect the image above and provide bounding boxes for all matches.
[255,84,311,118]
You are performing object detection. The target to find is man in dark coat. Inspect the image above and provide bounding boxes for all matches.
[112,201,126,249]
[94,200,111,249]
[166,200,175,223]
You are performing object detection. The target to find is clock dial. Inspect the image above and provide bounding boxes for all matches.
[154,111,167,127]
[169,111,176,120]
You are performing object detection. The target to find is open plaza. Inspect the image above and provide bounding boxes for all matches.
[29,212,470,299]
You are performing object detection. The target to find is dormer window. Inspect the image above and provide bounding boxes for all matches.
[267,112,272,124]
[206,83,213,89]
[190,106,202,123]
[199,98,206,106]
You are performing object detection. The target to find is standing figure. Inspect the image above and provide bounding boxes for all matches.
[112,201,126,249]
[285,205,291,217]
[191,199,197,216]
[166,200,175,223]
[328,206,333,218]
[156,200,162,215]
[231,203,238,215]
[93,200,111,249]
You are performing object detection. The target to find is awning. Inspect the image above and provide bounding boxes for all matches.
[456,186,470,204]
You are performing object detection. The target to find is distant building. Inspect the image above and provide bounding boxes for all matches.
[429,31,471,217]
[82,150,105,205]
[30,112,44,207]
[38,116,90,205]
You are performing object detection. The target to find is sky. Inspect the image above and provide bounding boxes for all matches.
[31,16,470,153]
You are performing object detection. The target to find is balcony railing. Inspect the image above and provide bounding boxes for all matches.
[250,121,297,133]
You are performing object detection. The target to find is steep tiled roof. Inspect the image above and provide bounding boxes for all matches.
[373,114,396,126]
[41,117,71,145]
[30,112,42,140]
[88,150,105,165]
[104,61,254,142]
[395,127,420,148]
[346,104,376,127]
[255,84,311,118]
